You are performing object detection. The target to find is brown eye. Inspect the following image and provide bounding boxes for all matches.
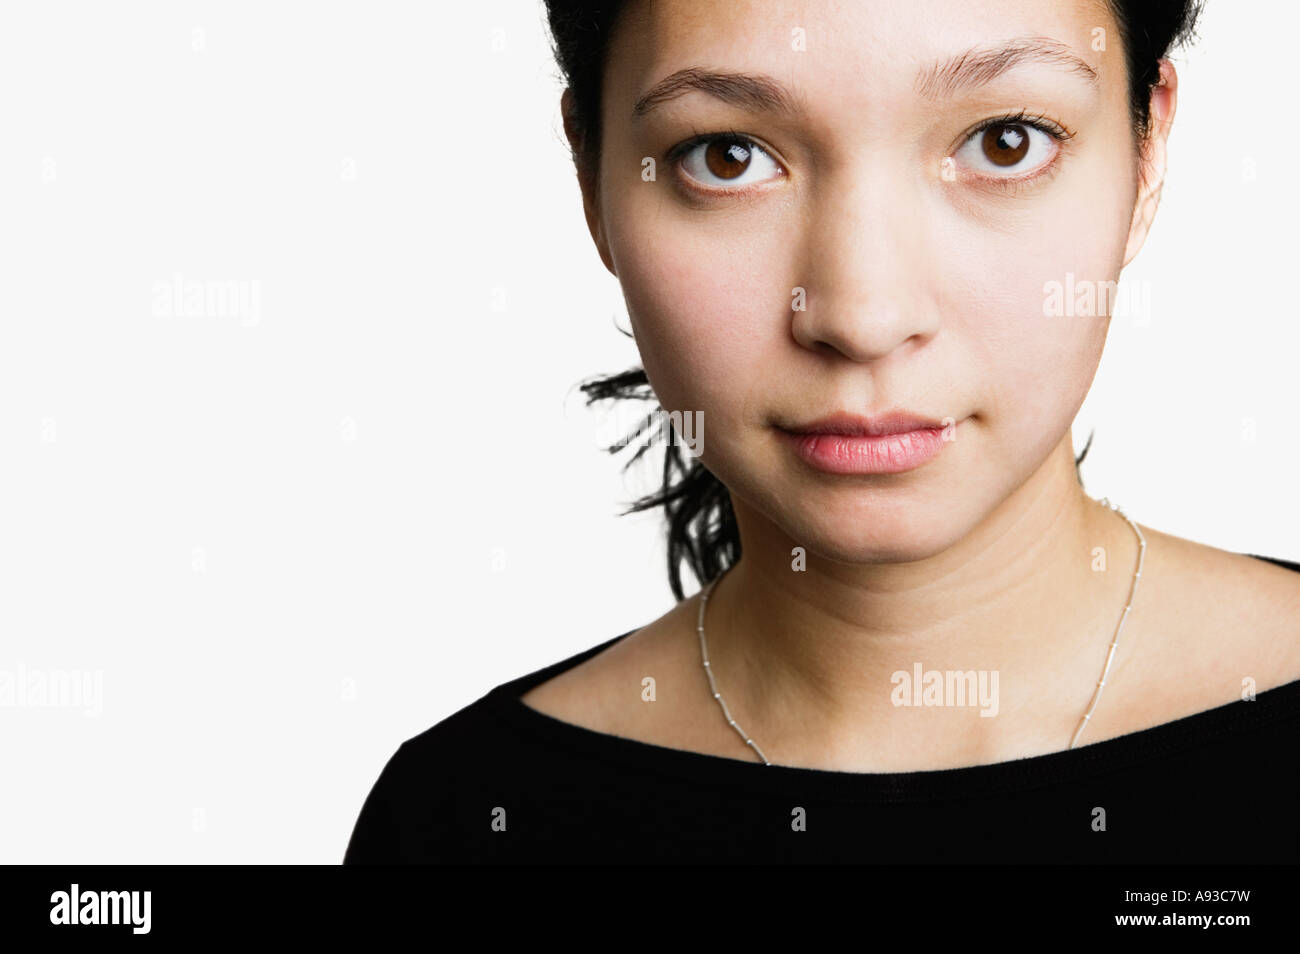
[677,134,783,191]
[981,124,1030,166]
[704,138,753,179]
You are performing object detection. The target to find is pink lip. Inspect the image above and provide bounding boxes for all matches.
[778,411,954,475]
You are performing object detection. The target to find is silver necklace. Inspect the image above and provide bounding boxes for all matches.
[696,496,1147,766]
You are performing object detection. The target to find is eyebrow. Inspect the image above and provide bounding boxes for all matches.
[915,36,1099,99]
[632,66,806,120]
[631,36,1098,120]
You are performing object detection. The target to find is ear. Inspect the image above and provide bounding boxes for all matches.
[1122,59,1178,267]
[561,88,616,276]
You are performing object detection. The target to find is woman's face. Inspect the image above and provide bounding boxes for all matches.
[585,0,1159,562]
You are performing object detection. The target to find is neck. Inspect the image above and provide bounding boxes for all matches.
[703,429,1141,769]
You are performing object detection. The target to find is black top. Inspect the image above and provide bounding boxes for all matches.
[344,554,1300,864]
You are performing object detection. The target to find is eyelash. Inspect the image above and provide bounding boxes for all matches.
[666,127,739,162]
[665,111,1078,198]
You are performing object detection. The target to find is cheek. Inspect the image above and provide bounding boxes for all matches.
[608,204,793,432]
[945,169,1135,451]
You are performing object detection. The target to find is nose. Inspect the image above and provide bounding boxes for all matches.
[790,168,941,362]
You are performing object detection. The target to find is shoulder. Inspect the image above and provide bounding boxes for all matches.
[1097,526,1300,740]
[343,696,501,864]
[393,629,638,764]
[1136,527,1300,671]
[519,597,718,752]
[518,633,650,734]
[344,636,647,864]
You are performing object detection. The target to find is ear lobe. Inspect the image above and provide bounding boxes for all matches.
[1122,59,1179,267]
[560,88,617,277]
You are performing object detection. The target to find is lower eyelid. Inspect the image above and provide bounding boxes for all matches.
[967,152,1067,193]
[672,171,784,202]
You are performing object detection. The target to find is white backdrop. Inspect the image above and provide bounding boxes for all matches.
[0,1,1294,863]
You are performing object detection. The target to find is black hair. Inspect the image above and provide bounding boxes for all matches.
[545,0,1204,600]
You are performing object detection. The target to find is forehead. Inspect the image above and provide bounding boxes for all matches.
[607,0,1119,115]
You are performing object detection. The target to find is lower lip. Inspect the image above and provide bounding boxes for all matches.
[779,426,950,475]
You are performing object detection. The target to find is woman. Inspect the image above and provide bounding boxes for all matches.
[345,0,1300,863]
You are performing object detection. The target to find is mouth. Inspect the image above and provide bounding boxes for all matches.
[776,410,955,475]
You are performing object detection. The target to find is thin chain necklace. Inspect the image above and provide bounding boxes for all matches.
[696,496,1147,766]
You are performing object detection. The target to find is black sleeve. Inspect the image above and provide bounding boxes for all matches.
[343,742,418,865]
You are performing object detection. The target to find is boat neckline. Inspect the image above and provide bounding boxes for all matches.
[484,553,1300,801]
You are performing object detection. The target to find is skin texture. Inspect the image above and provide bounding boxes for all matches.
[523,0,1300,772]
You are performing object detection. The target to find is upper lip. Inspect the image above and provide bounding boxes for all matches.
[781,410,945,437]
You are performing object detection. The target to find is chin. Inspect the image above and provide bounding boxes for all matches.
[799,527,961,567]
[767,493,973,566]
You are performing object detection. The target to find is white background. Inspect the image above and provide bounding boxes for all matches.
[0,1,1294,863]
